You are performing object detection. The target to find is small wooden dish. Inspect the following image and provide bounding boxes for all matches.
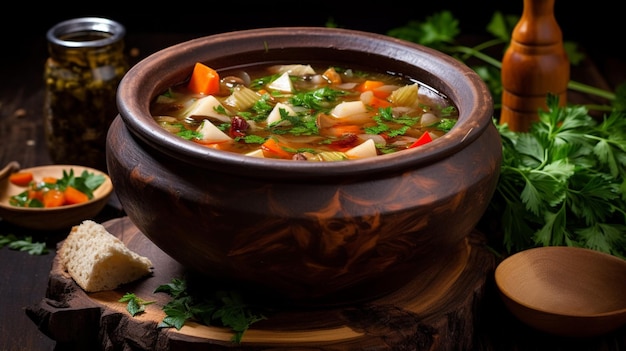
[495,246,626,337]
[0,164,113,230]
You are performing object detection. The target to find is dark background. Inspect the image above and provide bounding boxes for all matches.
[4,1,622,65]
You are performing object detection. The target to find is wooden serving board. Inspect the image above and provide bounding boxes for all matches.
[27,217,495,350]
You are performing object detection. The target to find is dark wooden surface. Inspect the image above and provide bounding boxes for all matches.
[1,17,626,351]
[26,217,493,350]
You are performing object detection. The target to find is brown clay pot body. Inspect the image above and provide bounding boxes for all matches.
[107,27,502,304]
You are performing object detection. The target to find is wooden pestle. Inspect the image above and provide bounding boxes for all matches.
[500,0,570,132]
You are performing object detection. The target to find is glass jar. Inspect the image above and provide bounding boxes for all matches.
[44,17,129,172]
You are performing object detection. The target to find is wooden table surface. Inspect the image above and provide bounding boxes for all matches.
[1,27,626,351]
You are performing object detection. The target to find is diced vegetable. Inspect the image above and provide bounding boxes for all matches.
[267,103,297,124]
[196,119,232,143]
[42,177,58,184]
[369,96,392,109]
[409,132,433,148]
[420,112,440,127]
[322,67,342,84]
[9,172,34,186]
[261,138,293,159]
[245,149,265,158]
[358,80,388,98]
[267,72,293,93]
[224,86,262,110]
[389,83,419,107]
[64,185,90,205]
[315,151,348,161]
[359,80,385,92]
[28,188,44,203]
[345,138,377,158]
[326,124,362,137]
[187,62,220,95]
[331,101,368,118]
[271,64,316,76]
[185,95,230,122]
[42,189,65,207]
[360,91,392,109]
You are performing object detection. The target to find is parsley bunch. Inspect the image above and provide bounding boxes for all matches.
[489,95,626,257]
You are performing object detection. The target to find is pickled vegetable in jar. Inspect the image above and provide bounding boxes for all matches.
[44,17,129,172]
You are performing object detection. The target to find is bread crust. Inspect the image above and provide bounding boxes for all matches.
[59,220,153,292]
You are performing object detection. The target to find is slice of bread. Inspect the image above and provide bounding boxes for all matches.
[59,220,153,292]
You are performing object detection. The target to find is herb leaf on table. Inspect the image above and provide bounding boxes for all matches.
[0,234,48,255]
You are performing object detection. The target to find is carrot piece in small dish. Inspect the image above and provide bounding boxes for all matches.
[9,172,33,186]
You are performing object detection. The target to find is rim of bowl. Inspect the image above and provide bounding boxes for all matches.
[116,27,493,179]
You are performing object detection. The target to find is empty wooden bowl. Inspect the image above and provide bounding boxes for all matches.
[495,246,626,337]
[0,164,113,230]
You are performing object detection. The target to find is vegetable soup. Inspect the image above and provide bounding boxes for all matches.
[150,62,458,161]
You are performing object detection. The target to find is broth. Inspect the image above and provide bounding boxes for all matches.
[150,62,458,161]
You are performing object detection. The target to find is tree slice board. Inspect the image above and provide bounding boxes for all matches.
[27,216,495,350]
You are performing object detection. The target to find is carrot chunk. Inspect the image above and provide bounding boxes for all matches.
[326,124,361,137]
[368,96,392,109]
[28,188,44,202]
[358,80,391,99]
[42,177,58,184]
[261,138,293,159]
[359,80,385,92]
[63,186,90,205]
[187,62,220,95]
[322,67,342,84]
[9,172,33,186]
[43,189,65,208]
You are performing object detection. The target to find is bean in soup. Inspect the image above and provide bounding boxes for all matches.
[150,62,458,161]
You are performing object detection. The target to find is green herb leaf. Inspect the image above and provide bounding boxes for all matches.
[485,11,516,42]
[0,234,48,255]
[119,292,155,317]
[57,169,105,199]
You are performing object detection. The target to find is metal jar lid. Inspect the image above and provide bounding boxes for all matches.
[46,17,126,48]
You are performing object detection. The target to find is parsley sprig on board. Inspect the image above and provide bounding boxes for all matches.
[490,95,626,257]
[154,278,266,344]
[119,293,155,316]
